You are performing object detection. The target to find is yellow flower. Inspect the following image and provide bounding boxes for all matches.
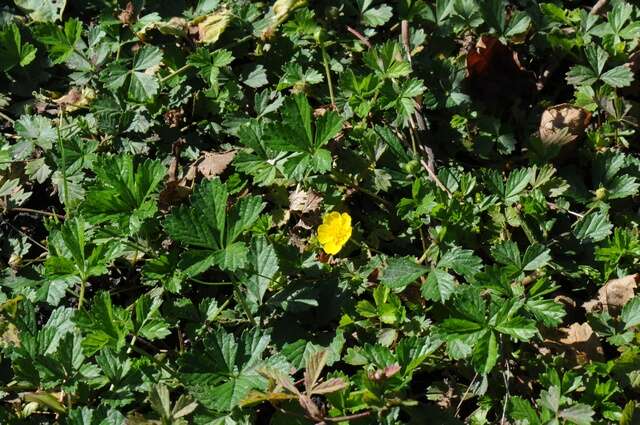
[317,212,352,255]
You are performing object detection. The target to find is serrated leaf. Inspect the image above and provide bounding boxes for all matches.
[495,317,537,341]
[437,246,483,277]
[621,296,640,330]
[381,257,428,290]
[362,4,393,27]
[574,211,612,243]
[421,269,456,303]
[559,403,595,425]
[471,330,497,374]
[521,244,551,271]
[601,65,634,88]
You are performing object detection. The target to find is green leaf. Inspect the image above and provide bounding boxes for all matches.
[600,65,634,88]
[226,196,265,242]
[314,111,343,148]
[521,244,551,271]
[606,175,640,199]
[180,328,272,412]
[471,330,498,374]
[211,242,250,272]
[504,168,530,203]
[133,294,171,341]
[566,65,598,87]
[14,0,66,22]
[574,211,613,243]
[73,292,132,356]
[165,178,230,250]
[505,11,531,37]
[492,241,521,269]
[245,238,279,306]
[437,246,483,277]
[509,396,541,425]
[559,403,595,425]
[539,385,561,412]
[495,317,537,341]
[83,155,165,232]
[0,24,37,71]
[480,0,505,34]
[621,296,640,330]
[381,257,428,290]
[14,115,56,151]
[421,269,456,303]
[362,4,393,27]
[33,18,82,64]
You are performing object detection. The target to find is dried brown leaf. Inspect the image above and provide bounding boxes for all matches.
[298,394,323,421]
[310,378,347,395]
[197,151,235,179]
[539,104,591,147]
[304,350,328,394]
[289,188,322,213]
[558,322,603,363]
[583,274,638,314]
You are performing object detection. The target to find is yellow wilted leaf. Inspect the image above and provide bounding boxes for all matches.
[192,7,231,45]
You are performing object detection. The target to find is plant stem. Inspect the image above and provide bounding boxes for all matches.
[321,43,336,108]
[130,345,179,378]
[0,110,14,124]
[57,110,69,207]
[77,279,87,310]
[189,277,234,286]
[161,64,193,83]
[9,207,65,219]
[234,286,256,326]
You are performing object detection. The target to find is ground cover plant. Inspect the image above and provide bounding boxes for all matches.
[1,0,640,423]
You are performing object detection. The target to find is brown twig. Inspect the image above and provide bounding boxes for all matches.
[324,411,372,422]
[546,202,584,219]
[0,110,15,124]
[346,26,371,49]
[420,159,453,198]
[590,0,608,15]
[8,207,65,219]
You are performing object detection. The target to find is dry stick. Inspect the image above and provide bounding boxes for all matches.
[500,347,511,425]
[546,201,584,219]
[0,216,48,251]
[455,372,478,418]
[0,110,15,124]
[9,207,65,220]
[346,26,372,48]
[590,0,608,15]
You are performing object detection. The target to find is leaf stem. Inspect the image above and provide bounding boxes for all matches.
[57,110,69,207]
[234,286,256,326]
[161,63,193,83]
[321,43,336,108]
[0,110,15,124]
[77,279,87,310]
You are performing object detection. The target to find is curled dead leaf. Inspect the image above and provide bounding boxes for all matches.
[118,2,135,26]
[53,87,95,112]
[196,151,236,179]
[260,0,307,40]
[137,17,188,40]
[191,7,230,44]
[557,322,604,364]
[583,274,638,314]
[539,103,591,148]
[289,188,322,214]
